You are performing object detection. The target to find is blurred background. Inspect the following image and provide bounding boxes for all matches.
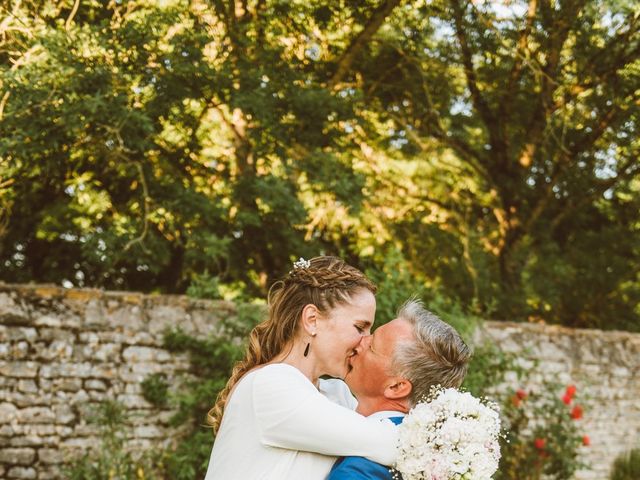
[1,0,639,327]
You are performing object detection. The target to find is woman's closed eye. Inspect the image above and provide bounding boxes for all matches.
[355,324,370,335]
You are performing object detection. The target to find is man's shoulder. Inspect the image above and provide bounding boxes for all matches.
[327,456,393,480]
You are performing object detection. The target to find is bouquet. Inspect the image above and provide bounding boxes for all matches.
[394,388,502,480]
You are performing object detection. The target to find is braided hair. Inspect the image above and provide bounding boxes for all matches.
[208,256,376,431]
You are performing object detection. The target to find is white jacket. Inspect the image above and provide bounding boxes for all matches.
[204,363,398,480]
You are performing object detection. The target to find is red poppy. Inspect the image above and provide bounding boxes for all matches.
[511,396,522,407]
[534,438,546,450]
[566,385,577,397]
[562,393,572,405]
[571,405,583,419]
[582,435,590,446]
[516,389,528,400]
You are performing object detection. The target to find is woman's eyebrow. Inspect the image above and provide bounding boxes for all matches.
[358,320,372,329]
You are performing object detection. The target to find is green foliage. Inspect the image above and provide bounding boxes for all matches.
[365,248,428,325]
[138,303,263,478]
[459,332,590,480]
[141,374,170,409]
[497,384,590,480]
[610,449,640,480]
[462,341,526,399]
[2,0,640,330]
[185,273,223,301]
[64,401,160,480]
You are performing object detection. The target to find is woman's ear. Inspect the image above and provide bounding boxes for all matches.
[384,377,413,400]
[300,303,319,336]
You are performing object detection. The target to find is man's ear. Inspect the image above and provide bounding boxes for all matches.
[384,377,413,400]
[300,303,319,336]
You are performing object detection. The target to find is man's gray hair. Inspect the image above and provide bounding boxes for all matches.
[392,299,471,407]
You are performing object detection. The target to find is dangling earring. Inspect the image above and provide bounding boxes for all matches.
[303,332,316,357]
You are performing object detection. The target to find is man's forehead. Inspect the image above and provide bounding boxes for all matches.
[374,318,413,348]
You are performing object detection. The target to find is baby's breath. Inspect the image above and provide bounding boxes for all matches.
[395,388,502,480]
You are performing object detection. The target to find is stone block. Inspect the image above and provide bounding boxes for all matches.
[8,342,30,360]
[70,389,90,404]
[17,380,37,394]
[122,346,169,362]
[0,448,36,465]
[33,314,62,328]
[83,298,107,328]
[106,304,144,331]
[6,466,36,479]
[38,340,74,361]
[8,435,58,447]
[124,331,159,346]
[40,363,92,378]
[133,425,163,438]
[37,328,75,343]
[36,467,61,480]
[38,448,64,464]
[88,390,108,401]
[52,405,76,425]
[0,362,38,378]
[17,407,56,424]
[53,377,83,392]
[0,293,30,326]
[84,379,107,391]
[146,305,192,334]
[6,328,37,342]
[0,403,18,424]
[81,343,121,362]
[116,394,149,409]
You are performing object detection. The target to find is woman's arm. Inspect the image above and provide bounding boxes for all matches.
[252,364,398,466]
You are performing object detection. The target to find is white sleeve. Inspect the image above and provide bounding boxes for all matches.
[252,364,398,466]
[318,378,358,410]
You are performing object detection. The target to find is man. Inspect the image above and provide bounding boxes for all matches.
[327,299,471,479]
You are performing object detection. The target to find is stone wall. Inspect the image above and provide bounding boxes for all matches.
[0,283,234,479]
[1,283,639,479]
[476,321,640,480]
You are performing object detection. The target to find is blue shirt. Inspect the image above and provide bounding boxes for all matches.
[327,415,404,480]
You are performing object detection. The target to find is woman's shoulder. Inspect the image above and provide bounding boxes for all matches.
[251,362,310,383]
[249,363,318,400]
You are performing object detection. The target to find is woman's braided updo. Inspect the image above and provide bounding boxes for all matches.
[207,256,376,432]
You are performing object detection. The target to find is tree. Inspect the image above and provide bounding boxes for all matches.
[1,0,639,330]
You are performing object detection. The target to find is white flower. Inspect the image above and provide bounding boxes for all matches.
[395,388,502,480]
[292,257,311,269]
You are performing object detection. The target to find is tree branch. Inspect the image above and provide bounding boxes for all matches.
[124,161,151,253]
[500,0,538,120]
[550,156,640,230]
[65,0,81,31]
[450,0,495,127]
[517,0,586,170]
[328,0,403,88]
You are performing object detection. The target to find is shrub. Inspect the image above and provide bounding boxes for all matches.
[496,383,590,480]
[610,448,640,480]
[142,303,264,478]
[64,401,161,480]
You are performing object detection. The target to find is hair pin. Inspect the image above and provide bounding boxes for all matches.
[293,257,311,270]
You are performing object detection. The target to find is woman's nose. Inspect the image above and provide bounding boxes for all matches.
[353,335,367,354]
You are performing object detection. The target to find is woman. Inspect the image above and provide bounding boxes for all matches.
[204,256,398,479]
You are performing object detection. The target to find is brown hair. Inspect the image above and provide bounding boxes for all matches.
[208,256,376,431]
[392,299,471,407]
